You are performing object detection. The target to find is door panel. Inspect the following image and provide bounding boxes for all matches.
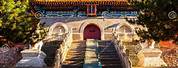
[84,24,101,40]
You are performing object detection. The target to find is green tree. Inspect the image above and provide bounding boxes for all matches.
[0,0,47,45]
[129,0,178,42]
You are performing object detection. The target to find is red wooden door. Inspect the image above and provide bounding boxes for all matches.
[84,24,101,40]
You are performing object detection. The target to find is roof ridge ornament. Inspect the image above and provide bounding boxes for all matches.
[35,11,44,19]
[0,44,10,53]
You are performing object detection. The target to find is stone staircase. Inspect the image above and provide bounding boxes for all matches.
[62,41,86,68]
[98,41,123,68]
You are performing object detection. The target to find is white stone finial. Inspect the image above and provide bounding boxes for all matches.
[33,41,43,51]
[143,39,155,49]
[150,40,155,49]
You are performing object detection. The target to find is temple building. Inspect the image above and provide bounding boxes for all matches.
[31,0,139,41]
[26,0,143,68]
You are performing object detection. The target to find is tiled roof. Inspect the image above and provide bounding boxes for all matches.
[32,0,129,6]
[33,0,127,2]
[31,0,131,10]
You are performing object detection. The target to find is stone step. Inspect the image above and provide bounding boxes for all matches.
[101,62,122,66]
[62,64,82,68]
[63,61,84,65]
[70,45,86,47]
[98,49,115,51]
[98,46,114,48]
[66,53,84,56]
[66,54,83,58]
[71,44,85,46]
[62,41,85,68]
[69,50,85,52]
[63,61,84,67]
[99,52,117,54]
[98,41,123,68]
[66,56,84,58]
[67,51,85,54]
[99,50,117,53]
[65,54,84,57]
[99,55,118,58]
[98,46,115,48]
[70,49,86,51]
[101,61,121,64]
[70,47,85,51]
[67,53,83,55]
[65,58,84,61]
[128,53,137,56]
[101,64,123,68]
[70,47,86,49]
[66,55,84,58]
[99,52,117,55]
[63,60,84,63]
[98,48,115,50]
[100,58,120,60]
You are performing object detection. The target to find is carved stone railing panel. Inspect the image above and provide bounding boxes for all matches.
[122,41,142,66]
[113,32,143,67]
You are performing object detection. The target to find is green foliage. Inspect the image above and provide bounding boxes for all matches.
[0,0,47,44]
[130,0,178,42]
[31,23,48,44]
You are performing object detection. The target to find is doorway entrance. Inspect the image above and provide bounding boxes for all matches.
[84,24,101,40]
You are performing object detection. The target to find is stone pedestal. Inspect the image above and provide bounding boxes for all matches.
[140,48,167,67]
[16,49,46,68]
